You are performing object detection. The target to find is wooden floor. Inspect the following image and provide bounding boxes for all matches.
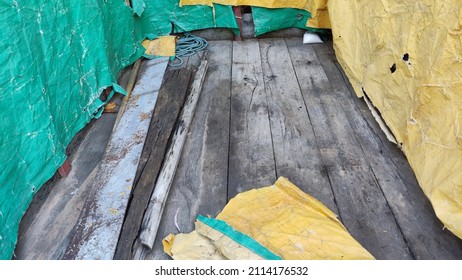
[122,38,462,260]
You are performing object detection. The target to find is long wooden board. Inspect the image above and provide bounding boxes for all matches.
[284,38,412,259]
[259,38,338,213]
[228,40,277,200]
[114,67,193,259]
[63,58,169,259]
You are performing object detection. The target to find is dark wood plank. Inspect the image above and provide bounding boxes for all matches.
[285,38,412,259]
[258,38,338,213]
[140,60,208,249]
[313,41,462,259]
[228,40,277,200]
[142,40,232,259]
[114,67,192,259]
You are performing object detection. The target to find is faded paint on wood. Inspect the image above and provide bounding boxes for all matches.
[114,68,193,259]
[14,113,115,259]
[63,58,169,259]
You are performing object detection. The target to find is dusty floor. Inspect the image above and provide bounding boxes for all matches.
[16,37,462,260]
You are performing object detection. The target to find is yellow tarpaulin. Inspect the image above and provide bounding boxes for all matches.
[179,0,331,28]
[142,36,177,57]
[163,177,375,260]
[329,0,462,238]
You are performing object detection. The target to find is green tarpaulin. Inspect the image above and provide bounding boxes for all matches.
[252,7,313,36]
[137,1,238,38]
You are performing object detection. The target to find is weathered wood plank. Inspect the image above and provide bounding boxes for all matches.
[259,38,338,213]
[114,68,193,259]
[142,40,233,260]
[313,41,462,259]
[63,58,169,260]
[14,113,115,259]
[228,40,277,200]
[284,38,412,259]
[138,60,208,249]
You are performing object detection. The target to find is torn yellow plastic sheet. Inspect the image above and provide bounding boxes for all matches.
[163,220,269,260]
[329,0,462,238]
[163,177,374,260]
[306,0,330,29]
[163,231,227,260]
[142,36,177,57]
[179,0,331,28]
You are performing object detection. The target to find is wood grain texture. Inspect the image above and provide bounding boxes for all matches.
[139,60,208,249]
[259,38,338,213]
[228,40,277,200]
[142,40,233,260]
[63,58,169,260]
[15,113,115,259]
[313,41,462,259]
[285,38,412,259]
[114,68,192,259]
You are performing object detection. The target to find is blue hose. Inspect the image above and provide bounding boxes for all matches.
[169,34,208,67]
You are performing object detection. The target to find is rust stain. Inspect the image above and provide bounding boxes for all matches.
[132,131,145,145]
[140,112,150,121]
[106,147,129,162]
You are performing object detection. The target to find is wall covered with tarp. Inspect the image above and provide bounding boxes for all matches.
[0,0,238,260]
[252,7,313,36]
[180,0,330,28]
[135,0,238,38]
[0,0,144,260]
[329,0,462,238]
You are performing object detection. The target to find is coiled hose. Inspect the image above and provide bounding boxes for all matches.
[169,34,208,67]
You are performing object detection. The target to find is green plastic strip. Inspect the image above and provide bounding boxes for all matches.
[197,215,282,260]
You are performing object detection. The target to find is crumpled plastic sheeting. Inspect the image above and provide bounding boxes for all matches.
[0,1,145,259]
[305,0,329,29]
[163,218,273,260]
[180,0,310,10]
[142,36,177,57]
[252,7,312,36]
[180,0,331,28]
[163,177,375,260]
[136,0,238,39]
[329,0,462,238]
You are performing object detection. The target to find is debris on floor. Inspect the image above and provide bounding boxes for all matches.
[303,31,323,44]
[163,177,375,260]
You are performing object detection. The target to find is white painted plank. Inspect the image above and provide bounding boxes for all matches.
[63,58,169,260]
